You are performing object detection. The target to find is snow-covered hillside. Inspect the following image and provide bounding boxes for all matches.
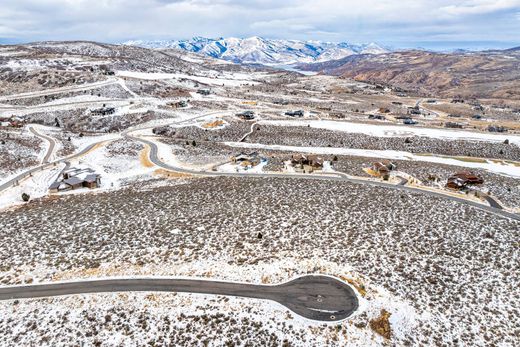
[123,36,389,65]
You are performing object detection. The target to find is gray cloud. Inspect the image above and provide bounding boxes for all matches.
[0,0,519,48]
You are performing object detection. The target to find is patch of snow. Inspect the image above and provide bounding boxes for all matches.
[116,71,260,87]
[217,160,267,173]
[0,164,64,211]
[260,119,520,146]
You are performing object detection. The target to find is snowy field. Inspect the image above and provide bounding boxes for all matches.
[260,119,520,145]
[1,40,519,346]
[116,71,262,87]
[0,177,518,346]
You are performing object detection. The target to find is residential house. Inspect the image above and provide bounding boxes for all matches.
[403,118,418,125]
[446,171,484,190]
[445,122,464,129]
[49,167,101,193]
[488,125,507,133]
[83,174,101,189]
[91,107,116,116]
[285,110,304,117]
[291,154,324,173]
[48,181,61,193]
[231,152,263,170]
[167,100,188,108]
[236,111,255,120]
[372,160,396,180]
[197,89,211,96]
[63,177,84,190]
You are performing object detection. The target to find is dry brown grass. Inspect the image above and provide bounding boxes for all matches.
[139,145,155,168]
[153,168,192,179]
[202,120,225,129]
[363,168,380,178]
[338,275,367,297]
[369,309,392,340]
[78,141,112,158]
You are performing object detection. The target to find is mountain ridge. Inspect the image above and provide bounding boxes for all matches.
[297,48,520,99]
[122,36,389,65]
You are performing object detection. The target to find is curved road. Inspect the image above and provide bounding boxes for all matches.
[0,79,118,102]
[0,140,110,194]
[0,99,130,113]
[239,121,259,142]
[29,126,56,164]
[0,275,359,322]
[125,123,520,222]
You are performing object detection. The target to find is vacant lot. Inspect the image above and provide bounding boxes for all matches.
[0,177,518,346]
[247,125,519,161]
[0,129,43,177]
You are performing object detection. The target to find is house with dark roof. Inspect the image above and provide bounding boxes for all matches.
[285,110,304,117]
[291,154,324,173]
[231,152,261,168]
[63,177,84,190]
[49,167,102,193]
[372,160,397,180]
[91,107,116,116]
[197,89,211,95]
[236,111,255,120]
[49,181,61,193]
[446,171,484,190]
[83,174,101,189]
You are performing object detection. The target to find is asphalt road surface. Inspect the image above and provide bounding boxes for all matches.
[29,127,56,164]
[0,275,359,322]
[0,79,118,102]
[126,129,520,222]
[0,141,104,194]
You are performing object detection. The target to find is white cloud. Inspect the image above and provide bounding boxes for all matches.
[440,0,520,16]
[0,0,519,47]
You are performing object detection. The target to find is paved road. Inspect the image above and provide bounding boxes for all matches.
[239,121,259,142]
[395,175,409,186]
[483,194,503,209]
[126,124,520,222]
[0,99,129,113]
[28,127,56,164]
[0,275,358,322]
[0,141,107,194]
[0,79,118,102]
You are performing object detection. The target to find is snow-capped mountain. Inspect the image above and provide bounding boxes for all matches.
[123,37,389,65]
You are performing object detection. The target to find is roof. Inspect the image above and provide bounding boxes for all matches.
[453,171,481,180]
[49,181,61,189]
[307,155,324,165]
[449,171,484,185]
[64,177,84,186]
[235,154,253,161]
[373,162,390,172]
[292,154,306,161]
[84,174,100,183]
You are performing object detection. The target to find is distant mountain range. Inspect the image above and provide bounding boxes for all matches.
[123,36,389,65]
[297,48,520,99]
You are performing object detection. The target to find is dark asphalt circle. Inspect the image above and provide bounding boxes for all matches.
[0,275,359,322]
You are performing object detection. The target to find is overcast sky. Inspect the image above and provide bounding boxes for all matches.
[1,0,520,49]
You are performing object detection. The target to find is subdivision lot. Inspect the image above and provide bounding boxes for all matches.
[0,177,518,346]
[247,125,520,161]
